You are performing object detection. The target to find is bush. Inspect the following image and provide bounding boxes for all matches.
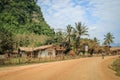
[112,58,120,76]
[0,26,14,54]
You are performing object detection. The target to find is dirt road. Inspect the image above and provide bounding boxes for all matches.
[0,56,120,80]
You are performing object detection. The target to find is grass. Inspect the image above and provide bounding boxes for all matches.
[0,58,55,68]
[0,54,95,68]
[0,55,84,67]
[112,58,120,76]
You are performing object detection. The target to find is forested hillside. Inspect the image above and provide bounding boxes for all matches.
[0,0,55,53]
[0,0,54,35]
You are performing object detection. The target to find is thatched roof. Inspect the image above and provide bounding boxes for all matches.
[34,45,54,51]
[19,44,66,52]
[19,47,34,52]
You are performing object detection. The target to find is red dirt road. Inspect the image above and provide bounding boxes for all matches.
[0,56,120,80]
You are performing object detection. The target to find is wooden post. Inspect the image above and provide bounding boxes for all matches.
[18,48,21,64]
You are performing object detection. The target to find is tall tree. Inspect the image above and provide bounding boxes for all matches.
[93,37,100,44]
[75,22,88,54]
[0,26,14,54]
[66,24,72,46]
[104,32,115,46]
[55,31,63,43]
[71,28,77,52]
[75,22,88,39]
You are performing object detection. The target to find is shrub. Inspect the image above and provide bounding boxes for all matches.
[112,58,120,76]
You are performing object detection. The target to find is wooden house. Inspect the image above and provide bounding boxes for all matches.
[19,45,66,58]
[54,45,66,56]
[33,45,56,58]
[19,47,34,57]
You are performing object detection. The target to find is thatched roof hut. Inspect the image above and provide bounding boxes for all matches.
[18,44,66,57]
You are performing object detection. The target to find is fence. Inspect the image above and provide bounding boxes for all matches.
[0,54,81,66]
[0,52,120,66]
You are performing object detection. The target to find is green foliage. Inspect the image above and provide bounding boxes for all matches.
[66,24,73,48]
[112,58,120,76]
[80,38,100,53]
[0,0,54,36]
[75,22,88,38]
[0,0,55,53]
[14,34,50,48]
[72,22,88,54]
[57,22,89,54]
[93,37,100,44]
[0,26,14,54]
[104,32,115,46]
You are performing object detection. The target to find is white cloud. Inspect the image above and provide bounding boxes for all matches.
[87,0,120,43]
[89,0,120,28]
[89,26,96,31]
[38,0,86,29]
[37,0,120,43]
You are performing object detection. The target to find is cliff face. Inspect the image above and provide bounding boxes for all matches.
[0,0,54,36]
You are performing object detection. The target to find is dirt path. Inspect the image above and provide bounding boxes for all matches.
[0,56,120,80]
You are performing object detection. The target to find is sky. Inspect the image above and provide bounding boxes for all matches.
[37,0,120,44]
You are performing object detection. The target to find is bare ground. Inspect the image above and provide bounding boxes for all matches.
[0,56,120,80]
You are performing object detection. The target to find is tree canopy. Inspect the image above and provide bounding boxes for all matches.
[0,0,54,36]
[104,32,115,46]
[0,26,14,54]
[0,0,55,54]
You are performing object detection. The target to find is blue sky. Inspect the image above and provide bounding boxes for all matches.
[37,0,120,44]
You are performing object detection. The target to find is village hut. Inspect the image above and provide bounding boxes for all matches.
[18,47,34,57]
[11,50,18,58]
[34,45,66,58]
[18,45,66,58]
[33,45,56,58]
[110,47,120,55]
[55,45,66,55]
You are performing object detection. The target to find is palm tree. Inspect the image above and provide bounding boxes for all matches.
[75,22,89,54]
[93,37,100,44]
[66,24,72,46]
[55,31,63,43]
[75,22,88,40]
[92,37,100,53]
[104,32,115,47]
[71,28,77,52]
[104,32,115,55]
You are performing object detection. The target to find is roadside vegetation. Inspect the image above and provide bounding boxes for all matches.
[112,58,120,76]
[0,55,86,67]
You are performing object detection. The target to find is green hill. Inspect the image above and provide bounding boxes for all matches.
[0,0,54,36]
[0,0,55,52]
